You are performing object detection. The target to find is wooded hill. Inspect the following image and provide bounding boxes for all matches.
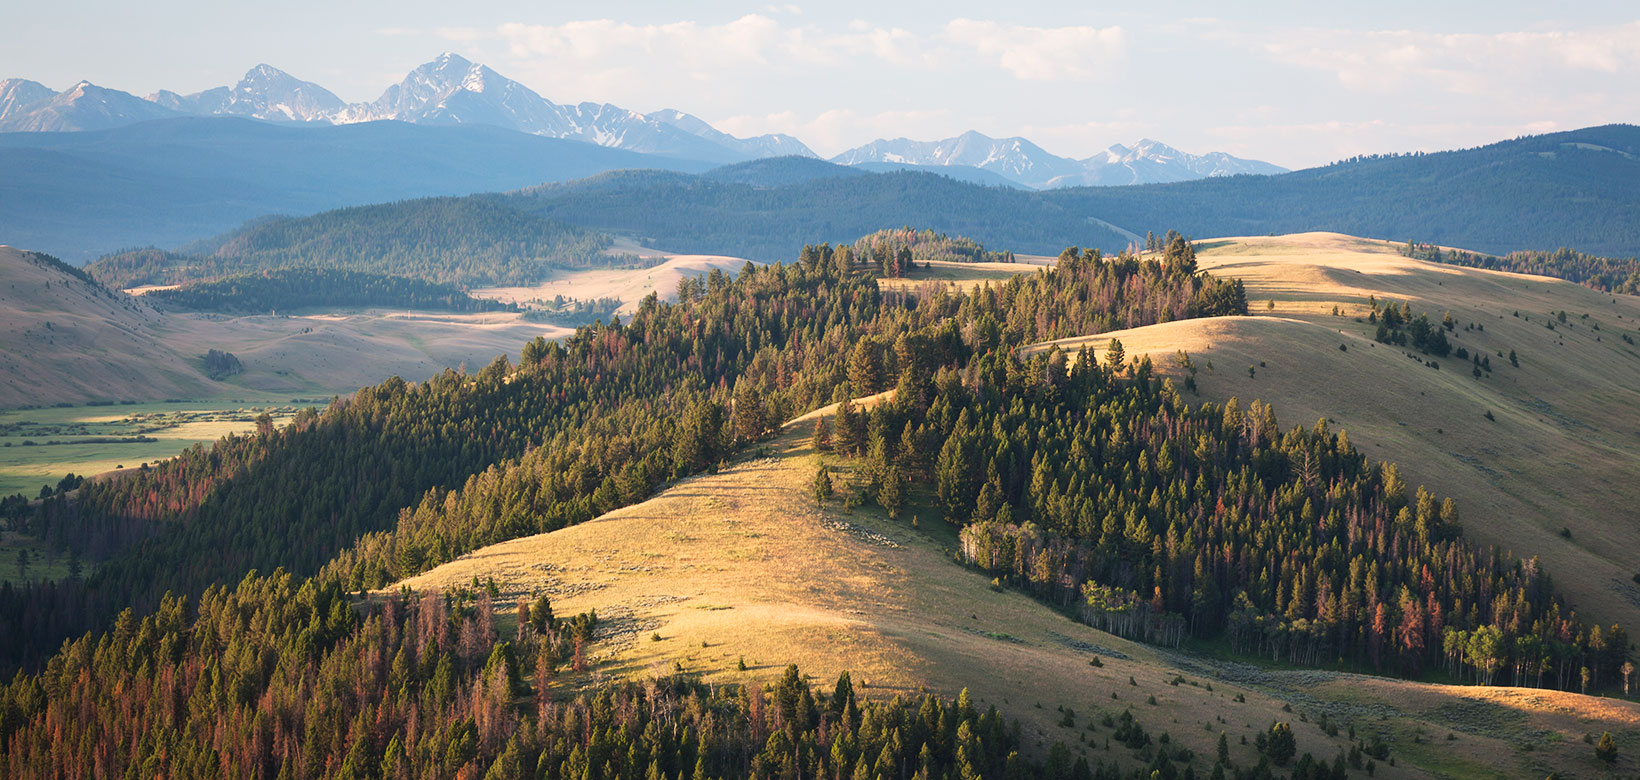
[143,268,517,314]
[1,235,1632,778]
[1043,124,1640,259]
[88,197,617,289]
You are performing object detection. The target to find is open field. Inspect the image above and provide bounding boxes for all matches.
[0,529,83,585]
[391,397,1640,777]
[1023,232,1640,635]
[471,253,755,317]
[2,244,572,407]
[875,258,1045,294]
[150,309,569,396]
[0,400,302,496]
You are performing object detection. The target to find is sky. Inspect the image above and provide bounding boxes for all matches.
[4,1,1639,168]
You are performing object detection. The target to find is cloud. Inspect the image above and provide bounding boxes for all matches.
[944,19,1127,80]
[1256,22,1640,96]
[496,15,788,68]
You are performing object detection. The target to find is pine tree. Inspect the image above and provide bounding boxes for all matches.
[1105,339,1126,375]
[812,417,833,451]
[879,466,905,519]
[813,465,834,507]
[1265,722,1296,766]
[1596,731,1618,763]
[848,339,883,395]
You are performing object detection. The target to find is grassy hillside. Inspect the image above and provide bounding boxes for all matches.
[395,397,1640,778]
[1044,124,1640,258]
[0,246,218,406]
[1026,233,1640,634]
[0,244,570,407]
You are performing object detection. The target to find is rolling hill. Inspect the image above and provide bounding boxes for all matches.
[0,246,216,406]
[1024,233,1640,636]
[0,245,572,407]
[508,167,1129,260]
[107,196,613,287]
[392,392,1640,779]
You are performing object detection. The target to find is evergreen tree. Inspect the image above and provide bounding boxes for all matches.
[813,465,834,507]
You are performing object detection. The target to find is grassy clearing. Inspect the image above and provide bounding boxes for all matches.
[1024,232,1640,635]
[381,396,1640,775]
[0,529,84,585]
[0,400,300,496]
[874,259,1041,294]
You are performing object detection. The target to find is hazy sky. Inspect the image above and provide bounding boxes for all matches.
[5,1,1638,168]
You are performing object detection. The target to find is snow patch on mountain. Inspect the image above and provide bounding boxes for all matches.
[834,131,1285,188]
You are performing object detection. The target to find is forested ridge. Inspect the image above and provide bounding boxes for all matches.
[807,245,1625,694]
[0,237,1312,779]
[0,571,1050,780]
[0,233,1616,777]
[1402,241,1640,295]
[87,197,617,289]
[1041,124,1640,259]
[506,169,1127,260]
[143,268,516,313]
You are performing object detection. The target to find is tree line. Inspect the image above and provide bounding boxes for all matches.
[0,569,1038,780]
[868,343,1620,690]
[0,233,1424,777]
[87,196,616,289]
[145,268,516,314]
[852,228,1015,277]
[1403,241,1640,296]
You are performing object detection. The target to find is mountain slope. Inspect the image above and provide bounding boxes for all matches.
[834,131,1285,188]
[1051,138,1289,187]
[330,53,745,162]
[0,79,54,124]
[699,155,865,187]
[149,64,344,122]
[0,117,712,261]
[395,396,1640,779]
[832,130,1086,187]
[0,243,575,407]
[0,246,216,405]
[508,168,1129,259]
[0,81,183,132]
[648,108,815,158]
[1048,124,1640,257]
[1025,232,1640,634]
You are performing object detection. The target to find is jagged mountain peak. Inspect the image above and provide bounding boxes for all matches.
[0,78,55,124]
[0,79,180,132]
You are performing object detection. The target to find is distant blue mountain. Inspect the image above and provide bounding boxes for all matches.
[701,156,866,187]
[0,117,713,261]
[851,161,1027,189]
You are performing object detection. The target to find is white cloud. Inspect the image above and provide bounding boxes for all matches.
[1258,22,1640,96]
[496,15,787,68]
[944,19,1127,80]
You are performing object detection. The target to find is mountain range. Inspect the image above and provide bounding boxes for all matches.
[830,131,1286,188]
[0,54,1279,187]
